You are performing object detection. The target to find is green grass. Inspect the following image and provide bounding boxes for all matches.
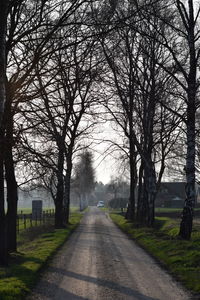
[69,206,79,212]
[18,206,81,213]
[155,207,182,213]
[108,207,200,214]
[17,207,55,214]
[17,215,54,232]
[110,213,200,295]
[0,212,83,300]
[155,207,200,213]
[17,206,79,232]
[17,206,79,215]
[99,207,108,212]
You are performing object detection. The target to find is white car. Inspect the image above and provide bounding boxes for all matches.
[97,201,104,208]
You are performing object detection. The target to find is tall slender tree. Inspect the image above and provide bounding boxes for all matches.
[74,150,95,210]
[0,0,9,265]
[138,0,200,238]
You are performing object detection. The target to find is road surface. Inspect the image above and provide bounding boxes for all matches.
[28,207,191,300]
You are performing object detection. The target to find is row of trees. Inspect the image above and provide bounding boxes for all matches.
[95,0,200,239]
[0,0,199,265]
[0,0,99,265]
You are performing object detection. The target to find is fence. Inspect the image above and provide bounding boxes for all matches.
[17,209,55,233]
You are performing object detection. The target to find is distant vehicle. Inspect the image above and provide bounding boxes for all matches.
[97,201,104,208]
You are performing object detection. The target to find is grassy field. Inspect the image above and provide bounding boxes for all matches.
[107,207,200,213]
[16,207,80,232]
[17,206,79,214]
[155,207,200,213]
[155,207,183,213]
[110,213,200,296]
[0,211,83,300]
[17,207,55,214]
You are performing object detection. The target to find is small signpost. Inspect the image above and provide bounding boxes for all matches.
[32,200,43,220]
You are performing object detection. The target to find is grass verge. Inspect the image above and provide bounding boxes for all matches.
[110,213,200,296]
[0,212,83,300]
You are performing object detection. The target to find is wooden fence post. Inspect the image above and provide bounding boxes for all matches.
[30,214,32,227]
[17,215,20,233]
[24,214,26,229]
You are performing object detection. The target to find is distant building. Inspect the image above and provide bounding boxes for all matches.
[156,182,200,208]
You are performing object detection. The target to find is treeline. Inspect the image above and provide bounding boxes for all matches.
[0,0,199,265]
[0,0,99,265]
[94,0,199,241]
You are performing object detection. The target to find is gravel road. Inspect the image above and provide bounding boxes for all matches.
[27,207,192,300]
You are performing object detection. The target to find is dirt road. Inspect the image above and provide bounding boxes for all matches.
[28,207,191,300]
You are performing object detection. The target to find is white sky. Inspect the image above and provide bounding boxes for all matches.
[94,155,116,183]
[89,120,126,184]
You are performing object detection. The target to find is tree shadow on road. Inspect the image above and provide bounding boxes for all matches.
[27,279,88,300]
[45,266,159,300]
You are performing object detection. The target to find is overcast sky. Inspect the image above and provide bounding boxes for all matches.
[90,120,127,184]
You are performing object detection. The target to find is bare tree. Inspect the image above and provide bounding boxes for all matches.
[0,0,9,265]
[138,0,200,238]
[74,150,95,210]
[97,3,180,226]
[19,22,98,227]
[0,0,94,259]
[0,0,8,126]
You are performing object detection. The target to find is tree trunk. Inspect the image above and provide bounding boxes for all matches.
[136,161,144,222]
[4,91,18,252]
[63,159,72,225]
[0,0,9,265]
[138,158,156,226]
[0,0,8,127]
[54,151,64,228]
[6,178,18,252]
[179,1,196,239]
[126,155,137,220]
[55,179,64,228]
[179,92,196,239]
[146,163,156,226]
[0,135,7,265]
[55,197,64,228]
[140,170,149,224]
[126,135,137,220]
[5,139,18,252]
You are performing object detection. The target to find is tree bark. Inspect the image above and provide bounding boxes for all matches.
[140,169,149,224]
[0,0,8,127]
[179,0,196,240]
[4,84,18,252]
[145,162,156,226]
[0,132,7,265]
[63,157,72,225]
[179,91,196,239]
[5,165,18,252]
[0,0,8,264]
[136,160,144,222]
[54,150,64,228]
[5,129,18,251]
[139,157,156,226]
[55,197,64,228]
[126,146,137,221]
